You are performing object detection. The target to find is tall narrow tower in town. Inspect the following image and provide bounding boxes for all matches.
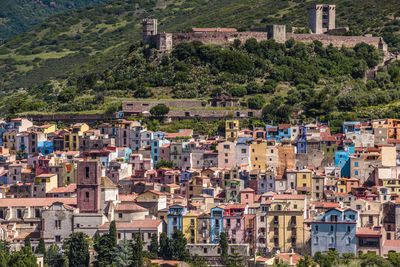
[77,160,101,213]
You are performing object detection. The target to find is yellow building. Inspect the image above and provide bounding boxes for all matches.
[382,179,400,194]
[250,139,267,171]
[268,194,307,253]
[225,120,239,142]
[34,173,58,193]
[337,178,347,194]
[296,169,312,194]
[3,132,17,153]
[64,123,89,151]
[28,124,56,134]
[182,212,199,244]
[137,190,166,202]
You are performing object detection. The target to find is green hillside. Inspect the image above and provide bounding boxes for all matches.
[0,0,108,40]
[0,0,400,120]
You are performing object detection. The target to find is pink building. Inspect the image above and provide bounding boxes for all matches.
[130,154,153,177]
[160,144,170,161]
[223,204,247,244]
[240,188,255,205]
[218,141,235,169]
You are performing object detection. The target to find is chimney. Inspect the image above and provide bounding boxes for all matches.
[289,249,294,265]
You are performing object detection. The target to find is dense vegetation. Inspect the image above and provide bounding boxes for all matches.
[0,0,108,40]
[0,0,400,122]
[1,0,400,91]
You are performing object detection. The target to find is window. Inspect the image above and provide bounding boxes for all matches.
[355,171,358,176]
[17,209,22,219]
[190,219,195,226]
[347,226,351,233]
[203,248,208,254]
[346,237,351,245]
[55,235,61,242]
[85,167,89,178]
[355,162,359,167]
[315,225,319,232]
[55,220,61,229]
[85,192,89,201]
[118,233,121,239]
[232,230,236,236]
[274,216,279,224]
[227,219,231,227]
[330,225,334,232]
[314,237,319,244]
[119,213,123,218]
[261,216,264,222]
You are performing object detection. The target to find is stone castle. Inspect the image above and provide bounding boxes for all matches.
[143,4,387,52]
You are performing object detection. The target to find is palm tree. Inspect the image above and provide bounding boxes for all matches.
[113,239,132,267]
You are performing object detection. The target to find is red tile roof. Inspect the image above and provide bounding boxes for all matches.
[47,184,77,194]
[0,197,76,207]
[356,227,382,237]
[99,219,162,229]
[273,194,306,200]
[115,203,147,212]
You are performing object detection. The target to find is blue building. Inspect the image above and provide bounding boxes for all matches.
[344,140,355,154]
[311,208,358,256]
[210,207,224,244]
[335,151,350,177]
[37,141,54,155]
[180,170,193,184]
[343,121,361,135]
[266,125,279,141]
[167,204,187,238]
[0,170,7,184]
[266,124,291,142]
[297,126,307,154]
[151,139,170,167]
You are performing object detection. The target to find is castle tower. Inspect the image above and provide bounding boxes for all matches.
[77,160,101,213]
[142,18,158,45]
[267,25,286,43]
[308,4,335,34]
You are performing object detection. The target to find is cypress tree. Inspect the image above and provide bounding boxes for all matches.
[24,235,31,252]
[36,238,46,257]
[170,230,190,261]
[148,234,159,258]
[219,232,228,265]
[131,233,144,267]
[159,232,171,260]
[109,220,118,248]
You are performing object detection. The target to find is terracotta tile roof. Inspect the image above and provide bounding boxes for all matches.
[356,227,382,237]
[276,253,303,265]
[297,187,311,192]
[99,219,162,229]
[47,184,77,194]
[146,190,165,196]
[119,194,137,202]
[383,240,400,247]
[279,124,291,129]
[321,136,336,142]
[192,28,237,32]
[224,204,246,209]
[273,194,306,200]
[101,176,118,189]
[36,173,56,178]
[0,197,76,207]
[241,187,255,193]
[115,203,147,212]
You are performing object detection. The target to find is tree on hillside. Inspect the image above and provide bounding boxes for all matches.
[148,234,159,259]
[247,95,266,109]
[131,233,144,267]
[63,232,90,267]
[150,104,170,116]
[113,239,132,267]
[170,230,190,261]
[219,232,228,265]
[155,159,174,169]
[159,232,171,260]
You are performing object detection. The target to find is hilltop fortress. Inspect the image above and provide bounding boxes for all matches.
[143,4,387,52]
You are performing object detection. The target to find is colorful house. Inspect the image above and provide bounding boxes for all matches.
[296,169,312,194]
[223,204,247,244]
[343,121,361,135]
[311,208,358,256]
[210,207,224,244]
[182,212,199,243]
[335,151,350,177]
[167,204,187,238]
[268,194,307,253]
[225,120,239,142]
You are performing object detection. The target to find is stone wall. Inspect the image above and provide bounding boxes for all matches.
[172,32,269,46]
[287,33,387,51]
[122,100,204,113]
